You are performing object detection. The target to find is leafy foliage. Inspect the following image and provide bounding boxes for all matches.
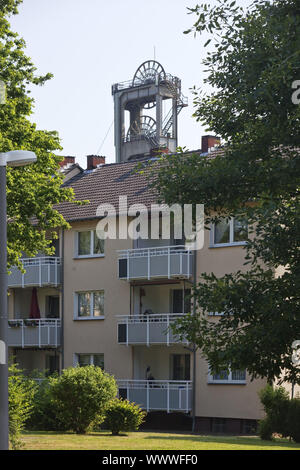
[26,373,62,431]
[49,366,117,434]
[8,363,36,449]
[104,398,146,436]
[0,0,77,268]
[258,385,300,443]
[149,0,300,384]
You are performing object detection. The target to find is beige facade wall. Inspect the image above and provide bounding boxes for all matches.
[61,219,267,421]
[62,220,133,379]
[7,217,275,421]
[195,353,265,420]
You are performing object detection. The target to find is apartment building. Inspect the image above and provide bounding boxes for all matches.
[7,61,269,433]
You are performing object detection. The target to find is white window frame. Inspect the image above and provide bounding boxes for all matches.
[210,217,248,248]
[208,367,246,384]
[74,290,105,320]
[74,353,104,369]
[75,229,105,258]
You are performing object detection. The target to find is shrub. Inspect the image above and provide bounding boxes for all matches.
[258,385,290,437]
[258,417,273,441]
[104,398,146,435]
[50,366,117,434]
[286,398,300,443]
[8,363,36,449]
[26,375,62,431]
[258,385,300,443]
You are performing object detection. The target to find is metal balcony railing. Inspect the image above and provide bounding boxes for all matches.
[118,245,193,281]
[8,257,61,288]
[8,318,61,348]
[117,313,187,346]
[112,73,183,93]
[117,379,192,413]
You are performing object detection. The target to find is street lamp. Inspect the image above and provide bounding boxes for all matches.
[0,150,37,450]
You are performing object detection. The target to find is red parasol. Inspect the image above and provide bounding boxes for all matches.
[29,287,41,319]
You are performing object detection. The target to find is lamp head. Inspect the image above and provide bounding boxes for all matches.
[0,150,37,167]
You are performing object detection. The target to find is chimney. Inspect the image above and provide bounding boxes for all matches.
[86,155,106,170]
[59,156,75,167]
[150,147,169,157]
[201,135,220,153]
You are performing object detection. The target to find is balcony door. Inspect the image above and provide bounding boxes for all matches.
[46,296,59,318]
[170,354,190,380]
[45,355,59,376]
[172,289,191,314]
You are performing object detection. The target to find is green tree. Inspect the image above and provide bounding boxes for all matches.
[50,366,117,434]
[8,362,36,449]
[149,0,300,384]
[0,0,76,269]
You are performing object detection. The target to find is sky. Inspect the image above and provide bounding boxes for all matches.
[10,0,252,167]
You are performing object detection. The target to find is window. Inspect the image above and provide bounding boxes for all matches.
[76,353,104,369]
[208,367,246,384]
[75,291,104,319]
[46,296,59,318]
[76,230,105,257]
[172,289,191,314]
[171,354,190,380]
[211,217,248,247]
[45,355,59,376]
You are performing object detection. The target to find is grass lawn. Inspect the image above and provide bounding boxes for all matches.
[20,431,300,450]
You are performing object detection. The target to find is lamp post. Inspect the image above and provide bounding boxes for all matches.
[0,150,37,450]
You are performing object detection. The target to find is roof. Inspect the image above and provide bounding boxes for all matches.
[57,158,158,222]
[56,148,225,223]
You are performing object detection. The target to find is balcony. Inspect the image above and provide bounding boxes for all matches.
[118,246,193,281]
[117,314,188,346]
[8,318,61,348]
[8,257,61,288]
[117,380,192,413]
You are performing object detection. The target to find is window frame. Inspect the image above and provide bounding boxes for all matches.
[74,290,105,320]
[210,217,248,248]
[75,229,105,258]
[74,353,104,369]
[208,367,246,385]
[170,353,191,381]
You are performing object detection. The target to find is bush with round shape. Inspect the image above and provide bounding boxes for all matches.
[104,398,146,436]
[50,366,117,434]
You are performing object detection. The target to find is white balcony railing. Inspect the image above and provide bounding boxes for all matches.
[8,318,61,348]
[118,245,193,281]
[8,257,61,288]
[117,379,192,413]
[117,313,187,346]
